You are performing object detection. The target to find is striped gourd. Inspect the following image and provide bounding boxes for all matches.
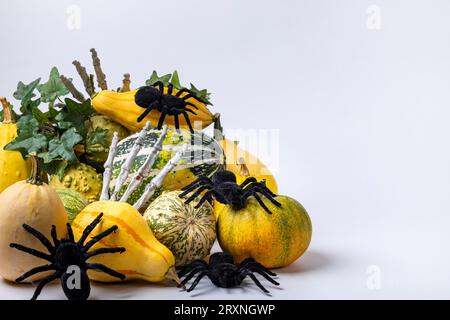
[144,191,216,267]
[110,128,224,208]
[54,188,89,223]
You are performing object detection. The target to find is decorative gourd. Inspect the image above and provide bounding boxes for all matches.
[84,114,129,169]
[110,128,224,208]
[71,201,178,282]
[217,195,312,269]
[49,162,102,203]
[144,191,216,267]
[92,89,214,132]
[54,188,89,223]
[0,155,67,282]
[0,97,31,192]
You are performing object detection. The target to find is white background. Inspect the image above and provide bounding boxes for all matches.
[1,0,450,299]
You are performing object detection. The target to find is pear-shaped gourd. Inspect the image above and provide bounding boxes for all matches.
[0,97,31,192]
[0,155,67,282]
[72,201,177,282]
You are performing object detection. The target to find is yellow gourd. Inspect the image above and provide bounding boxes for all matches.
[0,155,67,282]
[0,97,31,192]
[71,200,179,283]
[217,195,312,269]
[92,89,214,132]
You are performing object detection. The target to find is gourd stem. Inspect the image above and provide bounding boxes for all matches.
[90,48,108,90]
[213,113,224,141]
[237,157,250,176]
[0,96,15,124]
[26,154,43,185]
[120,73,131,92]
[166,267,184,288]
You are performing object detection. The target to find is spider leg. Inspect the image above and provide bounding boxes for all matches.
[137,101,157,123]
[187,271,212,292]
[86,263,125,280]
[245,182,278,198]
[85,247,126,259]
[50,225,59,247]
[181,111,194,133]
[22,224,54,254]
[66,223,75,242]
[256,183,279,198]
[16,264,57,283]
[180,93,195,101]
[243,187,282,212]
[175,88,191,97]
[157,106,168,129]
[152,81,164,93]
[240,266,279,286]
[185,185,210,204]
[252,192,273,214]
[31,271,61,300]
[174,113,180,131]
[180,92,208,105]
[185,108,197,115]
[240,177,258,189]
[177,260,209,278]
[252,186,282,207]
[194,190,214,208]
[77,213,104,246]
[82,225,118,252]
[239,270,270,293]
[178,266,207,287]
[167,83,173,95]
[179,177,212,196]
[239,258,277,277]
[185,101,199,110]
[9,243,53,262]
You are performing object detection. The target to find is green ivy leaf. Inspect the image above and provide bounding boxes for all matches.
[189,83,212,105]
[37,67,69,105]
[55,98,93,137]
[171,70,182,89]
[65,98,93,117]
[4,115,48,158]
[39,159,64,177]
[42,127,82,164]
[86,126,108,146]
[145,70,172,86]
[54,161,69,181]
[13,78,41,105]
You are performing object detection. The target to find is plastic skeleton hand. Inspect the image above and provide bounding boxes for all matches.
[100,121,188,210]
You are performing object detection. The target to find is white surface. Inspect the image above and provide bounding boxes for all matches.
[1,0,450,299]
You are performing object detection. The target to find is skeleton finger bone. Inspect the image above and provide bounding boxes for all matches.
[110,121,151,201]
[133,144,189,210]
[119,125,168,202]
[100,132,119,200]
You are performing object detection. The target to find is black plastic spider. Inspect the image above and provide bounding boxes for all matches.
[177,252,279,293]
[134,82,208,133]
[179,169,282,214]
[9,213,126,300]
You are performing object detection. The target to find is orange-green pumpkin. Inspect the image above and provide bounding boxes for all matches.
[217,195,312,269]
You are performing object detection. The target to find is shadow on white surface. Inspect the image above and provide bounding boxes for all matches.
[277,250,332,274]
